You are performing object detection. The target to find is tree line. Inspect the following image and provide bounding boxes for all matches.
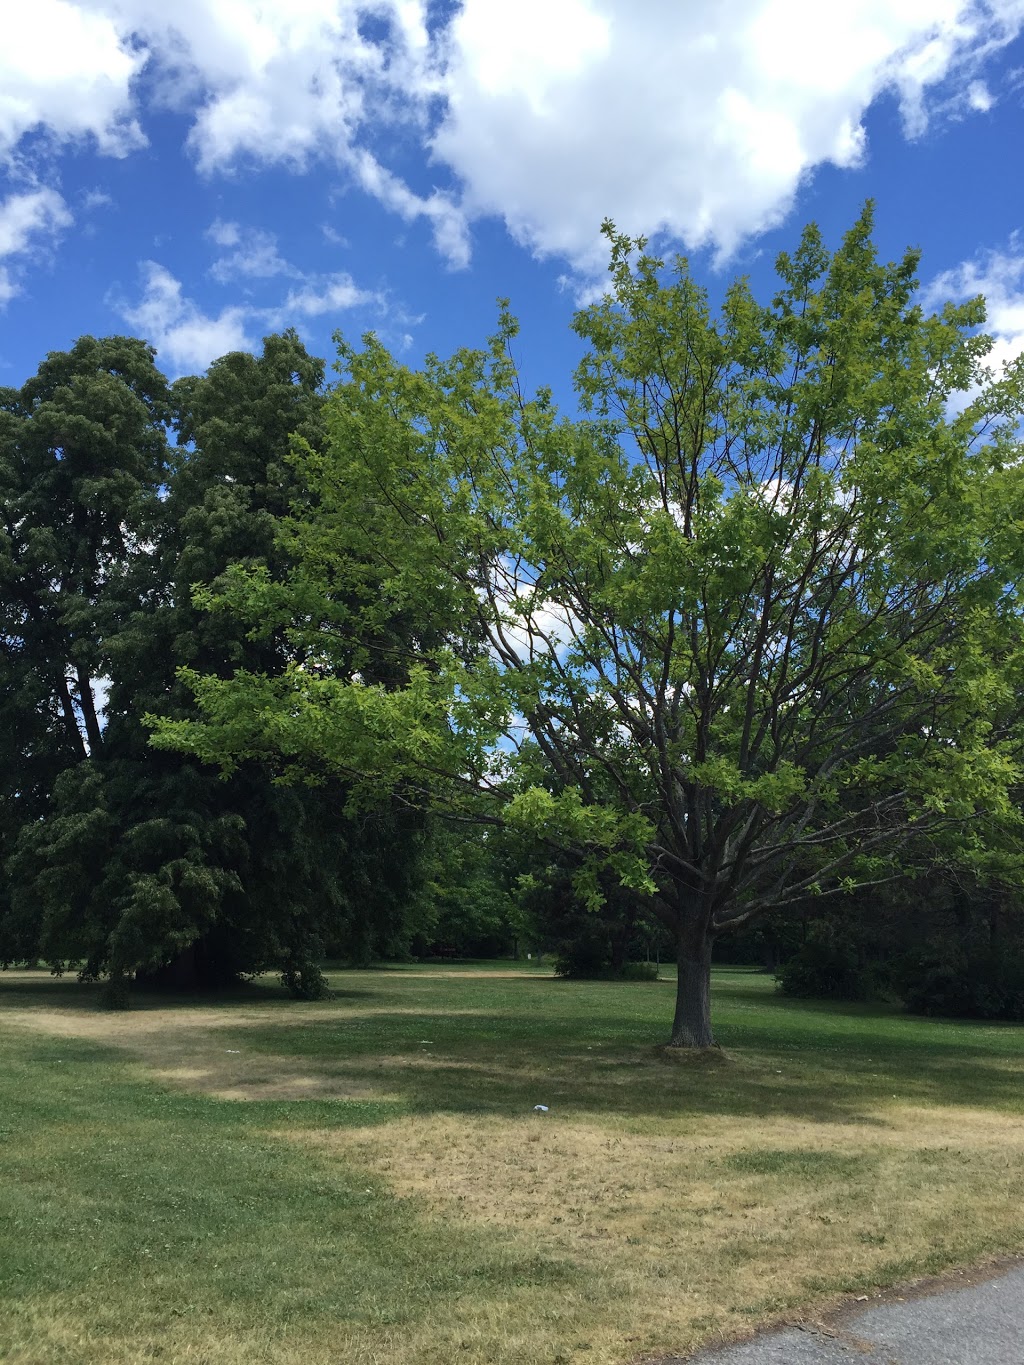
[4,206,1024,1041]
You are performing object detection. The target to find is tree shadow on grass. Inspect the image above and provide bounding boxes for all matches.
[220,997,1024,1127]
[6,966,1023,1128]
[0,970,379,1013]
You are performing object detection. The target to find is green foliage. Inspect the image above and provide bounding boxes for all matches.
[99,974,132,1010]
[894,945,1024,1020]
[148,209,1024,1043]
[554,956,660,982]
[775,922,880,1002]
[0,336,172,962]
[1,331,430,990]
[400,821,519,959]
[515,855,659,978]
[280,962,333,1000]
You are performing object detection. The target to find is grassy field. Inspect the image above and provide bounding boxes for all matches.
[2,962,1024,1364]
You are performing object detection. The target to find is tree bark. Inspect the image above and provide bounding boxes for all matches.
[56,673,88,760]
[75,665,104,756]
[669,927,715,1047]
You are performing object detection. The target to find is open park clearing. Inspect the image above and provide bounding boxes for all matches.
[3,963,1024,1365]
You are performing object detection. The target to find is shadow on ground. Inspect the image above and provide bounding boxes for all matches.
[3,966,1024,1127]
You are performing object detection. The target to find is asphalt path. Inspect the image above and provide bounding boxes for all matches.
[662,1259,1024,1365]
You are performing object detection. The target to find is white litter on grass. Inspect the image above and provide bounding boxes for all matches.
[419,1040,433,1044]
[225,1050,240,1054]
[533,1105,549,1113]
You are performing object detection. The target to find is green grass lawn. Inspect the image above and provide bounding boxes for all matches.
[2,964,1024,1364]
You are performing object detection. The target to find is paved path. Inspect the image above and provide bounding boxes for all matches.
[669,1260,1024,1365]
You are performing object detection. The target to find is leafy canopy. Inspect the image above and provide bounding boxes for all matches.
[153,208,1024,940]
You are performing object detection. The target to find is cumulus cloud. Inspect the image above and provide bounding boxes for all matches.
[434,0,1024,270]
[926,236,1024,378]
[0,187,73,305]
[110,0,468,262]
[0,188,72,258]
[1,0,468,263]
[350,148,470,269]
[0,1,145,158]
[117,261,255,372]
[3,1,1023,274]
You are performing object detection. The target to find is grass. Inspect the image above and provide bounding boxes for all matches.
[2,963,1024,1364]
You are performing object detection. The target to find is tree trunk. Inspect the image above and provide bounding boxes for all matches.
[75,665,104,755]
[137,943,201,992]
[56,674,88,760]
[669,929,715,1047]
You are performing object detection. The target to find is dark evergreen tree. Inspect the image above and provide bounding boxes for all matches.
[2,333,426,996]
[0,337,171,964]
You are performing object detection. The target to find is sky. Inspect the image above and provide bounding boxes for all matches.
[2,0,1024,403]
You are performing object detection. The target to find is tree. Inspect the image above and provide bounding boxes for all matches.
[0,337,171,963]
[3,333,428,994]
[402,821,520,960]
[153,208,1024,1045]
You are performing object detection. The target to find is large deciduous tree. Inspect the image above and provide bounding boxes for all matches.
[154,209,1024,1045]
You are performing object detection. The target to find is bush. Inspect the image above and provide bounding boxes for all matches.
[615,961,660,982]
[554,954,659,981]
[280,963,332,1000]
[554,935,609,979]
[100,975,132,1010]
[893,945,1024,1020]
[775,922,879,1001]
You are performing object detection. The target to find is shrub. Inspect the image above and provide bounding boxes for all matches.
[280,963,332,1000]
[893,945,1024,1020]
[100,975,132,1010]
[775,922,879,1001]
[554,954,659,982]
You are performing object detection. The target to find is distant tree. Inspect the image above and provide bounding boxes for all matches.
[153,208,1024,1045]
[403,821,519,960]
[516,856,655,979]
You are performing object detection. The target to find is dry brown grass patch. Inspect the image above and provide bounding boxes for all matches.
[7,970,1024,1362]
[285,1104,1024,1359]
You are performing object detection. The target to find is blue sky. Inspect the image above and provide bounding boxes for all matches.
[3,0,1024,402]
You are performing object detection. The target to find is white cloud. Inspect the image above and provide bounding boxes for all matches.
[926,237,1024,379]
[3,1,1023,275]
[349,147,469,268]
[206,220,295,281]
[434,0,1024,271]
[0,1,146,158]
[206,219,241,248]
[0,188,73,306]
[114,0,470,263]
[117,262,254,372]
[279,272,379,318]
[1,0,469,263]
[0,188,72,258]
[115,233,388,370]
